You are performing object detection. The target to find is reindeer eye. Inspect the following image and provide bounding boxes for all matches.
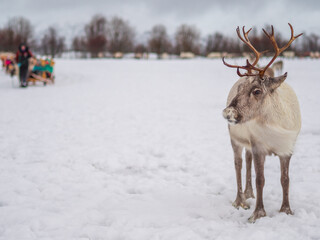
[253,89,262,96]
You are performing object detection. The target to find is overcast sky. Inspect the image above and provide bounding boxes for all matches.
[0,0,319,42]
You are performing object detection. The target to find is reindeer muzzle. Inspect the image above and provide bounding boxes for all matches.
[223,107,241,124]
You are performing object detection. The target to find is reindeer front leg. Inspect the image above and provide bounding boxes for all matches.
[249,146,266,223]
[244,150,255,199]
[279,155,293,215]
[231,140,250,210]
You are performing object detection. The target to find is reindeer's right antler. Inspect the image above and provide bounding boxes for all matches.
[236,26,262,67]
[222,57,258,77]
[222,26,264,77]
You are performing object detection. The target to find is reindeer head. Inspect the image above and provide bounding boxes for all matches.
[222,23,302,125]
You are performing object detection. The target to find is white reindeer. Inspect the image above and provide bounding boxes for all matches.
[222,24,302,222]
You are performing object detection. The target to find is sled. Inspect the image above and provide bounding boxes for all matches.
[28,73,51,85]
[27,59,55,86]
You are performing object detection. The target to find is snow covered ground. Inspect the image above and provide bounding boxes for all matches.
[0,58,319,240]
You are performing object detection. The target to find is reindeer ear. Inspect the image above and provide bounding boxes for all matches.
[268,72,287,90]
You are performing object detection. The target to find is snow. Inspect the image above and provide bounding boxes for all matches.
[0,58,319,240]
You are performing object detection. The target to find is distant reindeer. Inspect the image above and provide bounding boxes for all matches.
[222,24,302,222]
[272,60,284,75]
[248,53,282,77]
[247,53,256,65]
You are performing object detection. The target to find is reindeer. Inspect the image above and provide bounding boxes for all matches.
[272,60,284,75]
[222,24,302,222]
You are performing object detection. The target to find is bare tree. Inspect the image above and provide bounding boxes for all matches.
[85,14,108,58]
[8,17,33,44]
[134,44,147,53]
[0,29,10,51]
[0,16,33,52]
[72,36,84,51]
[206,32,225,53]
[71,36,88,58]
[40,26,65,58]
[175,24,200,54]
[72,36,87,51]
[148,24,171,58]
[226,38,241,54]
[302,33,320,52]
[107,16,135,54]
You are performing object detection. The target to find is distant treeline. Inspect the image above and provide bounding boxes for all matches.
[0,15,319,58]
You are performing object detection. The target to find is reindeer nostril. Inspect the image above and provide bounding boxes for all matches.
[227,116,230,120]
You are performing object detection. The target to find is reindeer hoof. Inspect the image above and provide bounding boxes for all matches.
[248,209,266,223]
[280,206,293,215]
[244,189,255,200]
[232,196,250,210]
[232,201,250,210]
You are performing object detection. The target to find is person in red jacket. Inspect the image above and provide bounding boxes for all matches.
[15,43,33,87]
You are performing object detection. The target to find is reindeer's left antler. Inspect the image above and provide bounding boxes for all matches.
[259,23,303,78]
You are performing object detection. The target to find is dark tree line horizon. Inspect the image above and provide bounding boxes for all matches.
[0,15,319,58]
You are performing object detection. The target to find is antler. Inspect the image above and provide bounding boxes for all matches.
[236,26,262,67]
[236,59,265,77]
[222,57,259,75]
[222,58,259,77]
[222,26,264,77]
[223,23,303,79]
[260,23,303,78]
